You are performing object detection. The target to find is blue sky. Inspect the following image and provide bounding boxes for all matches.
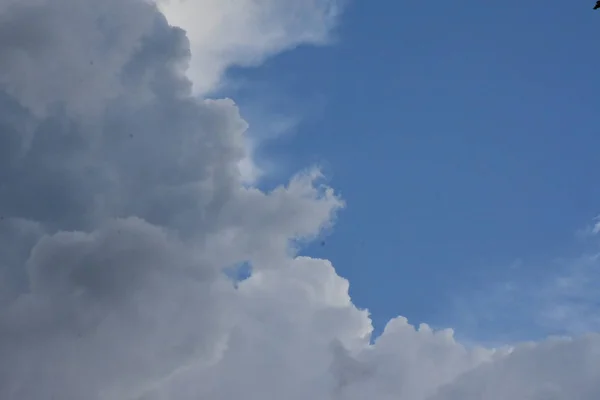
[220,0,600,342]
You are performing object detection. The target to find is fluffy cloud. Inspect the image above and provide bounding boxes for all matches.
[0,0,599,399]
[156,0,343,95]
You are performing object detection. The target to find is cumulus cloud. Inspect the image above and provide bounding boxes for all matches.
[0,0,599,399]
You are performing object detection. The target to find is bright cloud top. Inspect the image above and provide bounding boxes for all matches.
[0,0,599,399]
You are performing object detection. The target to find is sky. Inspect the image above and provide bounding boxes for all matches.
[1,0,600,399]
[220,0,600,342]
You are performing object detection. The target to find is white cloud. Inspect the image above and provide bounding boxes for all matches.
[237,145,263,185]
[156,0,343,95]
[1,0,600,399]
[156,0,339,184]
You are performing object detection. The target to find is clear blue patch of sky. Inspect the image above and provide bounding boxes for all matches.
[219,0,600,342]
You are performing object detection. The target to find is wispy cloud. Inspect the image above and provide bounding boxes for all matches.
[453,221,600,343]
